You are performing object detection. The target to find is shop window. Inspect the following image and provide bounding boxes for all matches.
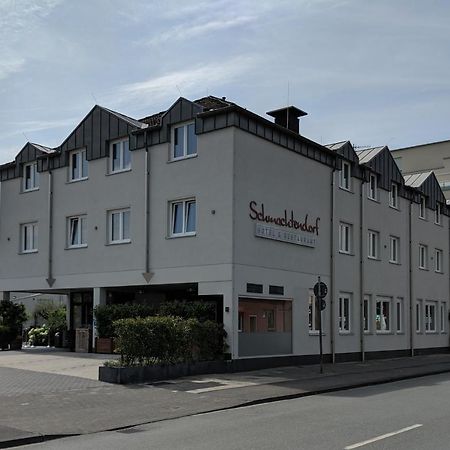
[363,295,370,332]
[249,315,257,332]
[238,312,244,332]
[309,290,321,333]
[425,302,437,332]
[396,298,403,333]
[441,303,446,333]
[376,297,391,332]
[338,294,351,333]
[416,300,422,333]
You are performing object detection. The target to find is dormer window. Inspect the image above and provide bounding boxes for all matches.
[69,149,88,181]
[339,162,351,191]
[23,162,39,191]
[389,183,398,209]
[110,138,131,173]
[368,173,378,201]
[419,196,426,219]
[435,202,441,225]
[171,122,197,160]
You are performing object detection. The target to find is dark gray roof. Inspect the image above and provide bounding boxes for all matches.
[325,141,350,151]
[100,106,148,130]
[356,146,386,164]
[30,143,55,154]
[404,171,433,188]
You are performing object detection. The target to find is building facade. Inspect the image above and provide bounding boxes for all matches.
[0,96,448,362]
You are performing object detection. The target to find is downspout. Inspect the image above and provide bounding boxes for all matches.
[142,136,152,283]
[409,200,414,357]
[330,169,336,363]
[359,178,365,362]
[46,162,55,287]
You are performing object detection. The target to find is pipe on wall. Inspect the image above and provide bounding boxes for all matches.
[144,146,151,276]
[409,200,414,357]
[47,167,54,287]
[330,169,336,363]
[359,178,365,362]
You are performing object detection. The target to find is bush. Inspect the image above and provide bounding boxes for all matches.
[158,300,216,322]
[0,324,13,350]
[28,325,50,346]
[113,316,226,367]
[34,301,67,333]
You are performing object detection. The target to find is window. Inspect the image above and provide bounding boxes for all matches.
[419,244,428,269]
[435,249,443,273]
[308,290,320,333]
[368,173,378,200]
[363,295,370,332]
[425,302,437,332]
[69,149,88,181]
[419,196,426,219]
[440,303,446,333]
[249,315,257,332]
[21,223,38,253]
[67,216,87,248]
[389,183,398,208]
[170,199,196,236]
[108,209,130,244]
[376,297,391,332]
[238,312,244,332]
[339,222,352,254]
[396,298,403,333]
[339,162,351,191]
[23,162,39,191]
[416,300,422,333]
[389,236,399,264]
[368,230,379,259]
[266,310,275,330]
[338,294,351,333]
[172,122,197,160]
[110,138,131,173]
[435,202,441,225]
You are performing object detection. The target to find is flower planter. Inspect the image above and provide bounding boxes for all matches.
[96,337,115,354]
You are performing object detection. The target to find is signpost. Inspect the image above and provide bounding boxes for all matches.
[313,277,327,374]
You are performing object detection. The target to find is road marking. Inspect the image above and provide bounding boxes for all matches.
[344,424,423,449]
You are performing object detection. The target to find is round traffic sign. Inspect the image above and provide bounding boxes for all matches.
[313,281,328,299]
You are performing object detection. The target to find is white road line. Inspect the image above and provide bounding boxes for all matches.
[344,424,423,449]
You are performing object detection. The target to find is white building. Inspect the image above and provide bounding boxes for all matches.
[0,96,448,364]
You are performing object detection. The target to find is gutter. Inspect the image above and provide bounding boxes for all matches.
[46,166,55,287]
[330,169,336,363]
[409,200,414,356]
[359,178,366,362]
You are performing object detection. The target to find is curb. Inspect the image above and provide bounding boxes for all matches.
[0,434,77,450]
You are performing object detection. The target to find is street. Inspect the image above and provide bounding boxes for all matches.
[15,372,450,450]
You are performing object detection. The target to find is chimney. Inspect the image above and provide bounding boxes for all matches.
[266,106,307,134]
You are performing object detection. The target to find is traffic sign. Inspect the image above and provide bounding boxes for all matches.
[320,299,326,311]
[313,281,328,299]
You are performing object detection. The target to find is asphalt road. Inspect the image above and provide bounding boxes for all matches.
[16,372,450,450]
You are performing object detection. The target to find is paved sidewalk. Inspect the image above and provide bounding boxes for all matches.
[1,353,450,448]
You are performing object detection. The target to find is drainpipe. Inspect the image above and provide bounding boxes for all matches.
[46,164,55,287]
[359,178,365,362]
[409,200,414,357]
[330,169,336,363]
[142,143,152,284]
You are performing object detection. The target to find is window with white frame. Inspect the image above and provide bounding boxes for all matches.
[396,298,403,333]
[363,295,370,332]
[338,294,351,333]
[339,162,351,191]
[419,244,428,269]
[425,302,437,332]
[308,290,321,333]
[172,122,197,160]
[67,215,87,248]
[21,222,38,253]
[108,208,130,244]
[419,196,426,219]
[440,303,446,333]
[435,248,443,273]
[389,183,398,208]
[368,173,378,200]
[376,297,391,332]
[368,230,379,259]
[110,138,131,173]
[389,236,399,264]
[435,202,441,225]
[23,162,39,191]
[170,199,196,236]
[69,149,88,181]
[416,300,422,333]
[339,222,352,254]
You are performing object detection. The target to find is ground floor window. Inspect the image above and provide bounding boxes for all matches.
[396,298,403,333]
[338,294,351,333]
[425,302,437,332]
[416,300,422,333]
[308,290,321,333]
[441,303,446,333]
[363,295,370,332]
[376,297,391,332]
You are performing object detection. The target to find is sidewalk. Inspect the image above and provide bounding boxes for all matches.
[1,353,450,448]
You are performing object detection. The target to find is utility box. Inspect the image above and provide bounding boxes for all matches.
[75,328,90,353]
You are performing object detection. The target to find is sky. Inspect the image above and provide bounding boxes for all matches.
[1,0,450,164]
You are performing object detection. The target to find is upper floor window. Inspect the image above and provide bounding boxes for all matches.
[110,138,131,173]
[389,183,398,208]
[368,230,379,259]
[368,173,378,201]
[172,122,197,160]
[435,202,441,225]
[419,196,426,219]
[170,198,196,237]
[108,208,130,244]
[339,222,352,254]
[419,244,428,269]
[68,215,87,248]
[21,222,38,253]
[23,162,39,191]
[70,149,88,181]
[339,162,351,191]
[389,236,399,264]
[435,248,443,273]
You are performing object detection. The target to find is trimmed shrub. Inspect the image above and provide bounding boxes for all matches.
[158,300,216,322]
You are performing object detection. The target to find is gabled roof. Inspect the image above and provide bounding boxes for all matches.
[325,141,348,151]
[101,106,148,130]
[29,143,55,154]
[356,146,386,165]
[404,171,446,207]
[404,171,433,188]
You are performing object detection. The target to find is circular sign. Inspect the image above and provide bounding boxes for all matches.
[320,299,326,311]
[313,281,328,299]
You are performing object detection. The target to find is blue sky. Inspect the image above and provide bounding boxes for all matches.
[1,0,450,164]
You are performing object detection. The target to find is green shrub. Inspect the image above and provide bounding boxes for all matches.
[28,325,50,346]
[158,300,216,322]
[0,325,13,350]
[113,316,226,367]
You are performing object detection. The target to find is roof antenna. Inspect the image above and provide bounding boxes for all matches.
[91,92,98,105]
[22,132,30,142]
[176,85,182,97]
[286,81,290,128]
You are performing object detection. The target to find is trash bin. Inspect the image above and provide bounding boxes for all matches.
[75,328,90,353]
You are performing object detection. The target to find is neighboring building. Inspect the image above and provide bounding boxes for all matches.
[392,140,450,200]
[0,96,448,363]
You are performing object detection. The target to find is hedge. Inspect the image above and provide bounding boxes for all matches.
[113,316,227,367]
